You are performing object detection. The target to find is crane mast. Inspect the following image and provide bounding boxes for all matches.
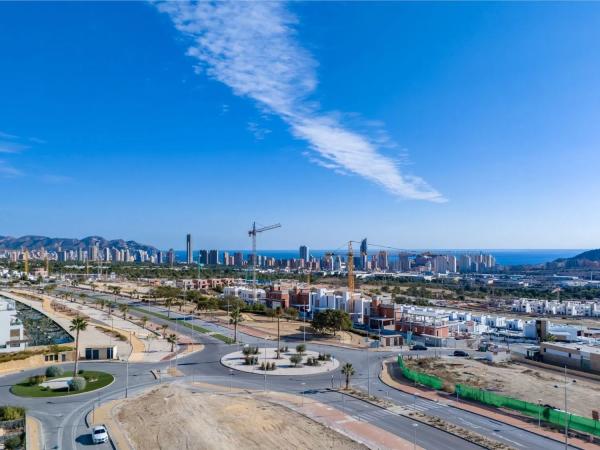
[248,221,281,302]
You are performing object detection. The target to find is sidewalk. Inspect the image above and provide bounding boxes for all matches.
[380,360,597,450]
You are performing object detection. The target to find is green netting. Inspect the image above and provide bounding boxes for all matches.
[397,356,444,390]
[456,384,600,437]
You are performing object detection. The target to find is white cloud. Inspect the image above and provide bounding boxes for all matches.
[156,1,445,202]
[0,161,23,177]
[0,141,27,153]
[247,121,272,140]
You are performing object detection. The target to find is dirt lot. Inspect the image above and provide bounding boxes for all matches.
[403,356,600,418]
[115,385,367,450]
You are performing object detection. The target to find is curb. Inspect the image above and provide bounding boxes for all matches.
[378,360,588,450]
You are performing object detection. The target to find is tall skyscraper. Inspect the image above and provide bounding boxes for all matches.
[233,252,243,267]
[208,249,219,265]
[377,251,388,271]
[299,245,309,261]
[186,234,193,264]
[167,248,175,266]
[360,238,368,256]
[199,249,208,265]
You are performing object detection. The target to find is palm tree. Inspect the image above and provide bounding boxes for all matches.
[79,293,87,304]
[70,316,88,376]
[160,324,169,338]
[167,333,178,352]
[274,307,283,358]
[140,316,148,329]
[229,307,243,343]
[119,303,129,319]
[341,363,355,390]
[165,298,174,318]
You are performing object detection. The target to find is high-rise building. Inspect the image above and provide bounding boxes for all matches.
[233,252,243,267]
[459,254,472,272]
[222,251,230,266]
[399,253,411,272]
[186,234,193,264]
[433,255,448,273]
[447,255,458,273]
[377,251,388,271]
[299,245,309,261]
[111,248,121,262]
[360,238,368,256]
[167,248,175,266]
[156,250,164,265]
[208,250,219,265]
[199,249,208,265]
[89,245,99,262]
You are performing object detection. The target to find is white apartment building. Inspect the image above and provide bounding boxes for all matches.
[512,298,600,317]
[223,286,266,303]
[0,298,25,353]
[309,288,371,324]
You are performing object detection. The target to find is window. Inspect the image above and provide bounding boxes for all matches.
[10,329,20,338]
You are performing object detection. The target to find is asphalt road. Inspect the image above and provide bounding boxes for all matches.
[0,286,582,450]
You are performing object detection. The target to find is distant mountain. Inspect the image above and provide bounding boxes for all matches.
[553,249,600,268]
[0,235,158,253]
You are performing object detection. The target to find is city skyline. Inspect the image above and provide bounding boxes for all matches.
[2,2,600,248]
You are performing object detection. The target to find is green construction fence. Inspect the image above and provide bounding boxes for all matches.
[456,384,600,437]
[396,356,600,437]
[397,355,444,390]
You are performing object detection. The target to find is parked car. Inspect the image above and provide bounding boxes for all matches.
[453,350,469,357]
[411,344,427,351]
[92,425,108,444]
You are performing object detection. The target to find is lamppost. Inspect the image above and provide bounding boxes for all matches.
[412,423,418,450]
[554,365,576,450]
[301,382,306,407]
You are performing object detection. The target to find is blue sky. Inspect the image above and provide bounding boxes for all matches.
[1,2,599,250]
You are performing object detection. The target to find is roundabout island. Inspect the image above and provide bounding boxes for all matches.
[221,345,339,375]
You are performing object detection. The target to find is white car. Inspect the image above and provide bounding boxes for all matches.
[92,425,109,444]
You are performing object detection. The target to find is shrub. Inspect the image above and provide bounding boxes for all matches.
[289,354,303,367]
[4,434,22,450]
[78,369,84,375]
[45,365,64,378]
[0,406,25,421]
[70,377,87,392]
[317,353,331,361]
[295,344,306,355]
[243,346,260,356]
[28,375,46,386]
[259,362,267,370]
[244,356,258,365]
[305,357,320,367]
[279,346,288,353]
[269,362,276,371]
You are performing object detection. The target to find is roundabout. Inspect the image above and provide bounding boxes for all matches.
[221,346,339,375]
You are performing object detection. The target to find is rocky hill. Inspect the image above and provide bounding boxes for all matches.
[0,235,158,253]
[553,249,600,268]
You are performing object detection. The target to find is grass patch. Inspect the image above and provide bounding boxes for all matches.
[10,370,114,398]
[212,334,235,344]
[129,306,231,343]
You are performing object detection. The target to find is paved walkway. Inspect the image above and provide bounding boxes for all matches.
[380,359,598,450]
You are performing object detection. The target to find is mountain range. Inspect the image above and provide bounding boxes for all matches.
[0,235,158,253]
[553,248,600,268]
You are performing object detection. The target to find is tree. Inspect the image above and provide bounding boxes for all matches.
[341,363,355,389]
[140,316,148,329]
[295,344,306,355]
[78,292,87,304]
[167,333,178,352]
[119,303,129,319]
[70,316,88,376]
[274,307,283,358]
[165,298,174,318]
[290,354,302,367]
[229,307,244,343]
[160,324,169,337]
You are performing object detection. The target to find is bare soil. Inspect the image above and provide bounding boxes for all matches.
[403,356,600,418]
[116,385,367,450]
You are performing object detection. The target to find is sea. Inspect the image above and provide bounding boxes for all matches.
[174,249,584,267]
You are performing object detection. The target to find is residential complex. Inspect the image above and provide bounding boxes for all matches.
[0,297,25,353]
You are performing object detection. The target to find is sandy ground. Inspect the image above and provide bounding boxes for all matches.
[115,385,367,450]
[404,356,599,417]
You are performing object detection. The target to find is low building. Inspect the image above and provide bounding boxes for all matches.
[0,298,26,352]
[540,342,600,374]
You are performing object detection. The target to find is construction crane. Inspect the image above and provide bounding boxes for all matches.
[248,221,281,302]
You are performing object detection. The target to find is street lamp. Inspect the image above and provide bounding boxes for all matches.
[301,382,306,407]
[412,423,418,450]
[538,399,542,429]
[553,365,576,450]
[229,368,234,392]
